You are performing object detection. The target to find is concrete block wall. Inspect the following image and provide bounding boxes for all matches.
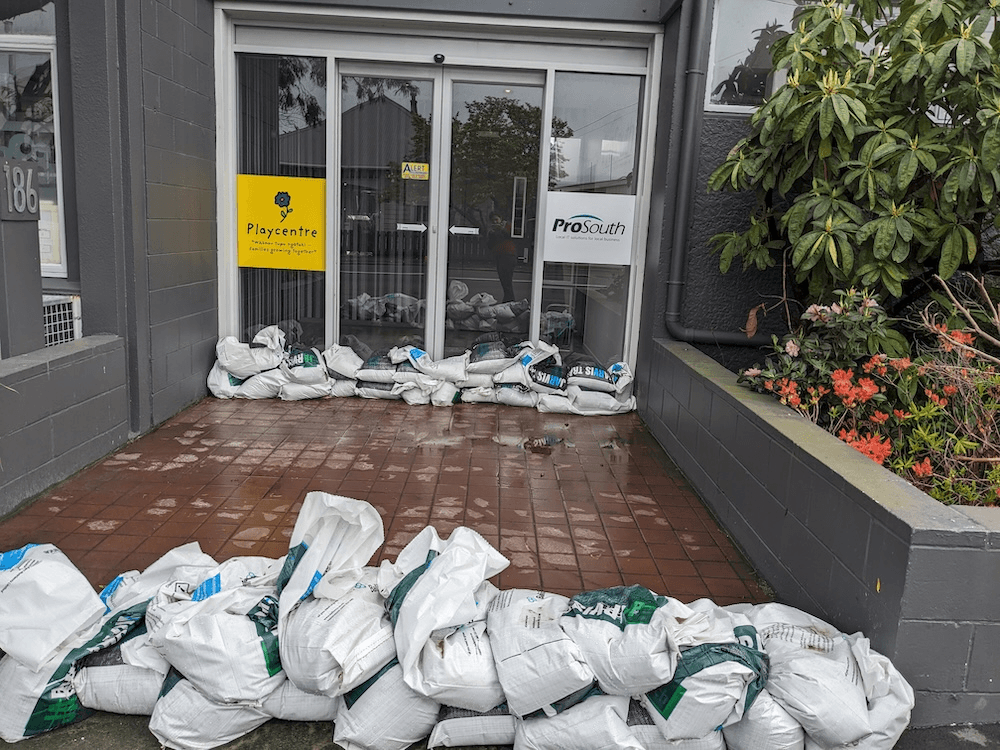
[140,0,218,424]
[637,337,1000,727]
[0,337,128,515]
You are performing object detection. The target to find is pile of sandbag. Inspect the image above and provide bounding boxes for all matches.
[445,280,531,334]
[208,326,637,415]
[0,493,914,750]
[343,292,426,327]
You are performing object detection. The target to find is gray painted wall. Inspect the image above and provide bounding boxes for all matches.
[637,338,1000,727]
[140,0,218,425]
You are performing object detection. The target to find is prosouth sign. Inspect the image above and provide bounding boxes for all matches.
[544,192,635,265]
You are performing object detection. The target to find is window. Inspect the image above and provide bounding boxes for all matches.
[0,2,64,278]
[706,0,797,111]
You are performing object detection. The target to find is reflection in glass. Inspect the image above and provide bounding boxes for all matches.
[708,0,794,107]
[0,50,59,272]
[445,83,542,357]
[541,264,629,365]
[340,76,432,357]
[1,2,55,34]
[237,54,327,347]
[549,72,642,195]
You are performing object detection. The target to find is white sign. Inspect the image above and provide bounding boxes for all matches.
[544,192,635,265]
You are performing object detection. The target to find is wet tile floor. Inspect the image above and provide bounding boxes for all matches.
[0,397,772,604]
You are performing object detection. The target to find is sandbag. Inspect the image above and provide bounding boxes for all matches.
[280,567,396,697]
[215,325,285,379]
[393,345,469,383]
[72,624,164,715]
[527,362,567,395]
[146,582,285,705]
[842,634,914,750]
[497,384,539,408]
[149,669,270,750]
[260,679,341,721]
[566,360,617,392]
[759,617,872,747]
[461,386,500,404]
[628,700,726,750]
[486,589,596,718]
[642,641,768,741]
[432,381,460,406]
[235,367,290,399]
[357,351,398,383]
[322,343,364,379]
[207,362,245,398]
[276,493,385,646]
[356,380,404,399]
[458,372,495,388]
[282,346,328,384]
[722,688,805,750]
[559,585,683,696]
[334,658,440,750]
[535,393,576,413]
[467,340,524,374]
[0,544,106,672]
[514,693,642,750]
[331,378,360,397]
[427,703,517,748]
[98,542,218,616]
[279,381,332,400]
[384,526,508,711]
[0,600,147,742]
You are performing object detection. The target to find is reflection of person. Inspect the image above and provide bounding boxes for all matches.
[487,212,517,303]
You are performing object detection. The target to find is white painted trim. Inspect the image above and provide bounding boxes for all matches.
[214,7,240,338]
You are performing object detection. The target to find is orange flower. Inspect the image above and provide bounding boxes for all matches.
[943,385,958,396]
[871,411,889,425]
[912,458,933,477]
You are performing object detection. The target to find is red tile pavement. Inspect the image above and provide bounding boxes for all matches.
[0,397,773,605]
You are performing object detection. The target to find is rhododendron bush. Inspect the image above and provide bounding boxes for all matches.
[739,282,1000,505]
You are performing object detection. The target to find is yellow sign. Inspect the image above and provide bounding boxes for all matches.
[401,162,429,181]
[237,174,326,271]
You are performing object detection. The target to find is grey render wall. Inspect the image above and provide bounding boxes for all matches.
[636,338,1000,727]
[140,0,218,425]
[0,337,128,515]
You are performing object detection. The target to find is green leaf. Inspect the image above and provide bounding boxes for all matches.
[983,124,1000,173]
[897,151,918,190]
[955,38,974,75]
[939,227,963,278]
[874,220,896,259]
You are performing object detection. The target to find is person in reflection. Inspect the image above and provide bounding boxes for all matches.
[488,212,518,303]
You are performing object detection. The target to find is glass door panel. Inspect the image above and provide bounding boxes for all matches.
[237,54,327,348]
[339,76,433,357]
[444,82,543,357]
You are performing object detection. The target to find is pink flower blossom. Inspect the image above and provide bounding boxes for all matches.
[785,339,800,357]
[744,367,762,377]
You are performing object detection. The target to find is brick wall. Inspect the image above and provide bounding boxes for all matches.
[637,337,1000,727]
[140,0,218,424]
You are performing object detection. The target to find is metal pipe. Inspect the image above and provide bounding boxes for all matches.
[662,0,771,347]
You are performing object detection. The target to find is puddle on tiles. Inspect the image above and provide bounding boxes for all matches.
[522,435,563,454]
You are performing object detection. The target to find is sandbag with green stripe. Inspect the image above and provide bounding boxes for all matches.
[641,641,769,742]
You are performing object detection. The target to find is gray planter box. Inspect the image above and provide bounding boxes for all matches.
[637,338,999,728]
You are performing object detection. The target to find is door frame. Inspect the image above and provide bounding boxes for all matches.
[215,2,663,368]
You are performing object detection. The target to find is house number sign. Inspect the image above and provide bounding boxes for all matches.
[1,159,40,221]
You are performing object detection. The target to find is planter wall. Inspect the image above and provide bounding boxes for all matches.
[636,337,1000,728]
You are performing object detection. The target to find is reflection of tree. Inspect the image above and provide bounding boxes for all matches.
[277,57,325,132]
[712,21,788,106]
[449,95,571,230]
[0,57,52,129]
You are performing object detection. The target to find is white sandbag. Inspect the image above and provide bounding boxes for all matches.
[566,361,617,392]
[514,693,642,750]
[497,384,539,408]
[609,361,634,393]
[385,526,508,711]
[356,380,404,399]
[567,385,636,414]
[559,585,683,696]
[761,623,871,747]
[494,343,558,388]
[215,325,285,379]
[682,598,762,649]
[628,699,727,750]
[279,381,332,400]
[486,589,596,718]
[428,703,516,748]
[149,670,270,750]
[235,367,290,399]
[98,542,218,615]
[467,340,523,374]
[146,584,285,705]
[458,372,495,388]
[357,351,398,383]
[261,679,341,721]
[461,386,500,404]
[331,378,359,397]
[432,381,460,406]
[535,393,576,413]
[282,346,328,384]
[72,625,164,715]
[393,345,469,383]
[276,493,385,644]
[723,688,805,750]
[641,641,769,741]
[322,343,364,379]
[393,360,425,384]
[845,634,914,750]
[0,600,147,742]
[207,361,245,398]
[401,381,434,405]
[280,567,396,697]
[527,362,567,395]
[0,543,105,672]
[334,659,440,750]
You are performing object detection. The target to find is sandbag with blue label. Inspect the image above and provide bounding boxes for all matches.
[276,493,385,652]
[0,544,106,673]
[559,585,686,695]
[280,566,397,697]
[383,526,508,711]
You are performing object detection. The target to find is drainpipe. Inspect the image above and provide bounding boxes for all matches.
[663,0,771,347]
